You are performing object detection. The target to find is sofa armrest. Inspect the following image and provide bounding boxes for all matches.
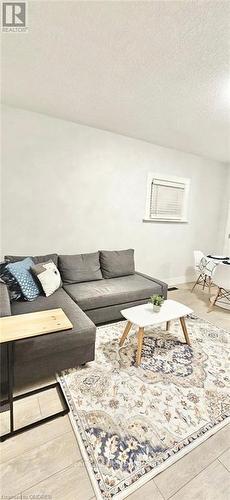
[135,271,168,299]
[0,280,11,317]
[0,281,11,400]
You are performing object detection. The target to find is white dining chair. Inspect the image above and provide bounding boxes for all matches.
[191,250,216,293]
[208,263,230,310]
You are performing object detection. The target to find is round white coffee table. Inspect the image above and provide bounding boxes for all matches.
[120,299,193,366]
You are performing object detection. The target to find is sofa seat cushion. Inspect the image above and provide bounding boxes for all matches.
[11,288,96,361]
[64,274,162,311]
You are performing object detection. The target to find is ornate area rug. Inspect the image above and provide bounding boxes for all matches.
[58,315,230,499]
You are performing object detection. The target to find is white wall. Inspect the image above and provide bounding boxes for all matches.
[1,105,228,284]
[222,166,230,255]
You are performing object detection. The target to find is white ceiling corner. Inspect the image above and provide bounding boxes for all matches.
[2,0,230,162]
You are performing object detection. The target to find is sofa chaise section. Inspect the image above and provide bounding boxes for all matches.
[1,288,96,391]
[11,288,96,358]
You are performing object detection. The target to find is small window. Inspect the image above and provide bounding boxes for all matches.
[144,173,190,222]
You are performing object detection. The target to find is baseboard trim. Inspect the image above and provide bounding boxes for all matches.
[163,274,196,287]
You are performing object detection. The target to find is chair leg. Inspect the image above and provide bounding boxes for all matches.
[208,276,212,295]
[191,274,201,292]
[202,275,207,290]
[208,287,220,312]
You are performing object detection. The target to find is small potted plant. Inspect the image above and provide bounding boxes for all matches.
[149,294,164,312]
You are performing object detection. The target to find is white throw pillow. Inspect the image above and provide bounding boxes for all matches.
[31,261,61,297]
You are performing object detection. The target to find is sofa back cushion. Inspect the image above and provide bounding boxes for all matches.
[100,249,135,278]
[5,253,58,266]
[58,252,103,284]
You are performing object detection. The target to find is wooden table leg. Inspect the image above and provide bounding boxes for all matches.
[179,317,191,346]
[119,321,132,347]
[136,327,144,366]
[166,321,170,331]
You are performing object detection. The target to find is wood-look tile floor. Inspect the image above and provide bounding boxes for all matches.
[0,283,229,499]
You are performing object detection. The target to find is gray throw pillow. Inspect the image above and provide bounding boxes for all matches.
[5,253,58,266]
[58,252,103,284]
[100,249,135,278]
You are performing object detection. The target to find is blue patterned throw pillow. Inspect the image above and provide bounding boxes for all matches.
[6,257,40,301]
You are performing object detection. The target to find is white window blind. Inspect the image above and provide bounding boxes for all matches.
[144,174,190,222]
[150,180,185,219]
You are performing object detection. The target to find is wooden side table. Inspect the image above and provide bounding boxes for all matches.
[0,308,73,442]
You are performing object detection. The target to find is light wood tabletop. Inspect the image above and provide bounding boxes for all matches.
[0,308,73,343]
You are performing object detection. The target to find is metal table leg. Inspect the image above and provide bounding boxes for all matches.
[0,340,69,442]
[7,341,14,433]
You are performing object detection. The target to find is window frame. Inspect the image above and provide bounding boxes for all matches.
[144,172,190,223]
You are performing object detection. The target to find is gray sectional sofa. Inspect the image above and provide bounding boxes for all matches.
[0,250,167,391]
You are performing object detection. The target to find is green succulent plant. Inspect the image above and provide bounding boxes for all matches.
[149,294,164,307]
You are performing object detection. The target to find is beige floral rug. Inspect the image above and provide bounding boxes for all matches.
[58,315,230,499]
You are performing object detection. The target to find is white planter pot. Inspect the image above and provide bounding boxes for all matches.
[152,305,161,312]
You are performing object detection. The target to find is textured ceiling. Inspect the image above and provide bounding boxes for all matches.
[2,0,230,162]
